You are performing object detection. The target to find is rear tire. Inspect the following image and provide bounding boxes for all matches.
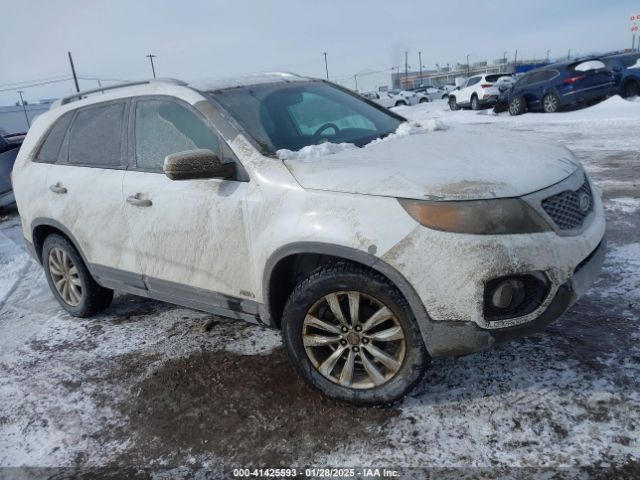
[448,96,460,111]
[395,100,407,107]
[508,96,525,116]
[542,92,561,113]
[471,95,480,110]
[42,234,113,317]
[419,97,429,103]
[281,263,428,406]
[624,80,640,99]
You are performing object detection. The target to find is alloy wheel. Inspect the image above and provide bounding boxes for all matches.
[302,291,406,389]
[544,95,558,112]
[48,247,83,306]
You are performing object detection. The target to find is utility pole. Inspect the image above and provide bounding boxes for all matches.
[514,50,518,73]
[67,51,80,93]
[567,49,571,61]
[354,74,358,91]
[633,34,636,51]
[404,51,408,89]
[323,52,329,80]
[546,50,550,63]
[146,54,157,78]
[503,51,507,72]
[17,91,30,129]
[466,54,470,77]
[418,51,423,86]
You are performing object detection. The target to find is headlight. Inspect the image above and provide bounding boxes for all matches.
[398,197,550,234]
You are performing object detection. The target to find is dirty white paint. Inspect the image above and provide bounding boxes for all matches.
[283,127,579,201]
[12,78,605,339]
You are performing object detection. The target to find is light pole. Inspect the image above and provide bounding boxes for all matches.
[546,50,550,63]
[354,74,358,91]
[418,51,423,86]
[466,54,470,77]
[146,54,157,78]
[17,91,30,129]
[323,52,329,80]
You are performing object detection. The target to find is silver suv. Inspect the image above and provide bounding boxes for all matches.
[12,74,606,405]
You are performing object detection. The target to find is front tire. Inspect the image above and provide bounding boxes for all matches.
[395,100,407,107]
[419,97,429,103]
[281,264,428,406]
[42,234,113,317]
[542,92,561,113]
[448,96,460,111]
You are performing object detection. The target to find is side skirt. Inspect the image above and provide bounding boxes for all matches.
[91,264,264,325]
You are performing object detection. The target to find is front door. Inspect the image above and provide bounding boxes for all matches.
[121,97,257,319]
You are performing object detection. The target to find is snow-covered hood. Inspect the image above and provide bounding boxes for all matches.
[283,129,580,200]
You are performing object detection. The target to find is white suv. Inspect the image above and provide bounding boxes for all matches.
[448,74,513,110]
[13,74,606,405]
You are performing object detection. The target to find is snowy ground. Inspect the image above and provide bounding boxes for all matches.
[1,97,639,478]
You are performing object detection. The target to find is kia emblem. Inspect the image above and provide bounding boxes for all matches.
[578,192,591,213]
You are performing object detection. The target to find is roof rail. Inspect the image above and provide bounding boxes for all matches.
[50,78,188,109]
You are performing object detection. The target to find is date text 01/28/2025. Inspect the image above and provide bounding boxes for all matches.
[232,468,400,478]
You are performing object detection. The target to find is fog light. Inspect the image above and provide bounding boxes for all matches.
[483,273,550,322]
[491,279,524,309]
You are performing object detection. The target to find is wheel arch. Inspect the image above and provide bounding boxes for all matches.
[31,218,89,267]
[262,242,431,335]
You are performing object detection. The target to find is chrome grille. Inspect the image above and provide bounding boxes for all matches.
[541,177,593,230]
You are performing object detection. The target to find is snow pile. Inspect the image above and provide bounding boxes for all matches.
[605,197,640,214]
[276,142,357,160]
[596,243,640,301]
[277,120,446,160]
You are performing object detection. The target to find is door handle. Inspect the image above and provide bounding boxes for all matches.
[49,183,67,194]
[126,194,152,207]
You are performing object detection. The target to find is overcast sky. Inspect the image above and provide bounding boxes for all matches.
[1,0,638,104]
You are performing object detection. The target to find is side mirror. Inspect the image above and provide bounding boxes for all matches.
[163,149,236,181]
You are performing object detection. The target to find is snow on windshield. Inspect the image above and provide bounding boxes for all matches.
[276,119,447,160]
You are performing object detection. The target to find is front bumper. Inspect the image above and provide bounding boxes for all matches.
[380,178,606,358]
[424,235,605,357]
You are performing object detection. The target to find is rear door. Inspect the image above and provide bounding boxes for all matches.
[120,96,256,318]
[45,100,129,275]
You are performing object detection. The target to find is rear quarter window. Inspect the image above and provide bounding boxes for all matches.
[66,102,126,168]
[36,113,73,163]
[486,74,509,83]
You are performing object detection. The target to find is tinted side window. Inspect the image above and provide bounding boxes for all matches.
[36,112,73,163]
[467,77,481,87]
[67,102,125,167]
[135,99,220,171]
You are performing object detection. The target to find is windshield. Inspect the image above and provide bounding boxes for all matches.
[211,81,403,155]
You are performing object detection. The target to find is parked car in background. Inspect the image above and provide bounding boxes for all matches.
[502,59,615,116]
[411,86,442,102]
[0,132,25,208]
[439,84,457,99]
[12,74,605,405]
[602,52,640,98]
[362,91,407,108]
[389,89,429,105]
[448,74,513,110]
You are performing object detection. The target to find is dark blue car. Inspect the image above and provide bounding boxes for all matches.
[0,132,25,208]
[602,52,640,98]
[499,59,615,116]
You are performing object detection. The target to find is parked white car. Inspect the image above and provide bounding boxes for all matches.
[389,89,429,105]
[448,74,513,110]
[362,91,409,108]
[13,74,606,405]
